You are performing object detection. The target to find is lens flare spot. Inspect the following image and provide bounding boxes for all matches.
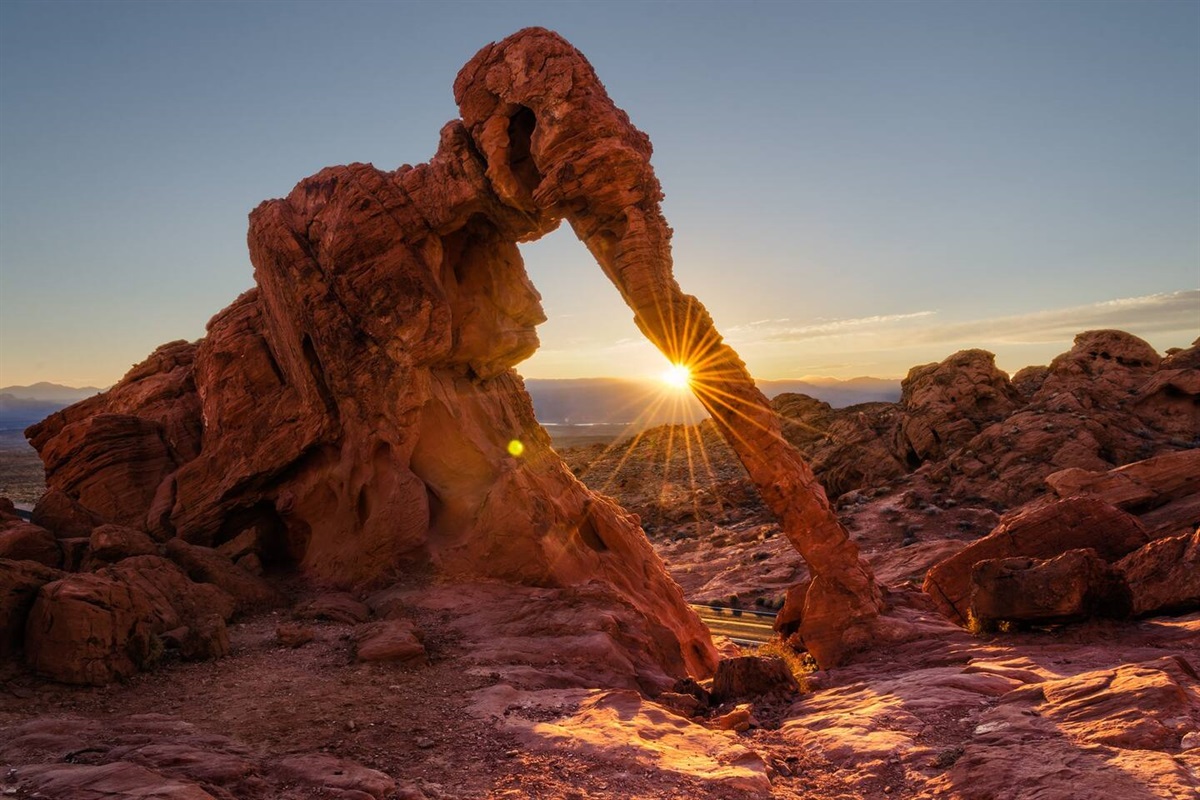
[507,439,525,457]
[661,363,692,390]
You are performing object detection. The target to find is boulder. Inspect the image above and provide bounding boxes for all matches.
[99,555,236,631]
[0,520,60,567]
[89,524,159,563]
[215,526,260,562]
[711,655,800,703]
[0,558,63,657]
[276,622,314,648]
[1116,529,1200,616]
[773,579,810,638]
[165,539,283,612]
[30,487,104,538]
[27,339,201,531]
[1045,449,1200,513]
[58,536,91,571]
[271,753,396,800]
[163,614,230,661]
[924,497,1149,624]
[353,618,425,663]
[24,573,156,685]
[711,702,759,732]
[967,548,1128,629]
[31,413,179,528]
[295,591,371,624]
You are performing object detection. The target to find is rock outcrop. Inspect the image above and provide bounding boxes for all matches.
[925,448,1200,629]
[923,497,1150,625]
[895,349,1021,464]
[967,548,1129,629]
[1117,529,1200,617]
[18,28,890,676]
[923,331,1198,507]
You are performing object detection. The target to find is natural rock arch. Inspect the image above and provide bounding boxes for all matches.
[29,28,882,668]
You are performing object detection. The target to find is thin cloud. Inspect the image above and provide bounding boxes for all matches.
[727,291,1197,350]
[907,290,1199,346]
[731,311,937,344]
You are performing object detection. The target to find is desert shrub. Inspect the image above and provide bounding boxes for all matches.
[756,637,814,692]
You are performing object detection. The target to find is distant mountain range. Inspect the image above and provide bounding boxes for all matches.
[0,377,900,431]
[0,383,101,431]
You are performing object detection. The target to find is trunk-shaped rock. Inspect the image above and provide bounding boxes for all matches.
[456,29,884,666]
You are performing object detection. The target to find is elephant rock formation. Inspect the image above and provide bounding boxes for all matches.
[27,28,881,670]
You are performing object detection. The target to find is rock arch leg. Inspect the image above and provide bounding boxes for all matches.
[457,28,884,665]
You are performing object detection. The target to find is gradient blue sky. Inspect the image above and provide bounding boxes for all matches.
[1,0,1197,388]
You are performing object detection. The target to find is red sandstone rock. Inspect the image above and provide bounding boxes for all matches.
[924,497,1149,624]
[271,753,396,799]
[896,349,1021,463]
[10,761,218,799]
[354,618,426,663]
[32,413,182,529]
[215,526,259,561]
[164,539,284,612]
[967,549,1128,628]
[1116,529,1200,616]
[0,559,63,657]
[27,340,201,530]
[773,395,908,499]
[918,331,1197,508]
[24,573,157,685]
[57,536,91,571]
[773,580,811,638]
[295,591,372,624]
[928,656,1200,798]
[1046,449,1200,512]
[89,523,159,563]
[0,519,60,567]
[275,622,314,648]
[710,655,800,703]
[30,487,105,538]
[24,28,912,679]
[99,555,236,634]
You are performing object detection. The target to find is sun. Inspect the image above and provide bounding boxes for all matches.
[661,363,692,390]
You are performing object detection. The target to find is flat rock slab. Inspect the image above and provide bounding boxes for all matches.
[272,753,396,799]
[9,761,218,799]
[295,591,372,624]
[472,685,771,797]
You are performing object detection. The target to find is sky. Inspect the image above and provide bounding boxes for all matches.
[1,0,1197,389]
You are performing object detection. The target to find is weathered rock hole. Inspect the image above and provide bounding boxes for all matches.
[216,502,298,570]
[355,489,370,527]
[578,513,609,553]
[507,105,543,197]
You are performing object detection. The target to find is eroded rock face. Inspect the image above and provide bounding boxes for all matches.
[896,349,1021,464]
[1117,529,1200,617]
[761,333,1199,512]
[924,331,1198,507]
